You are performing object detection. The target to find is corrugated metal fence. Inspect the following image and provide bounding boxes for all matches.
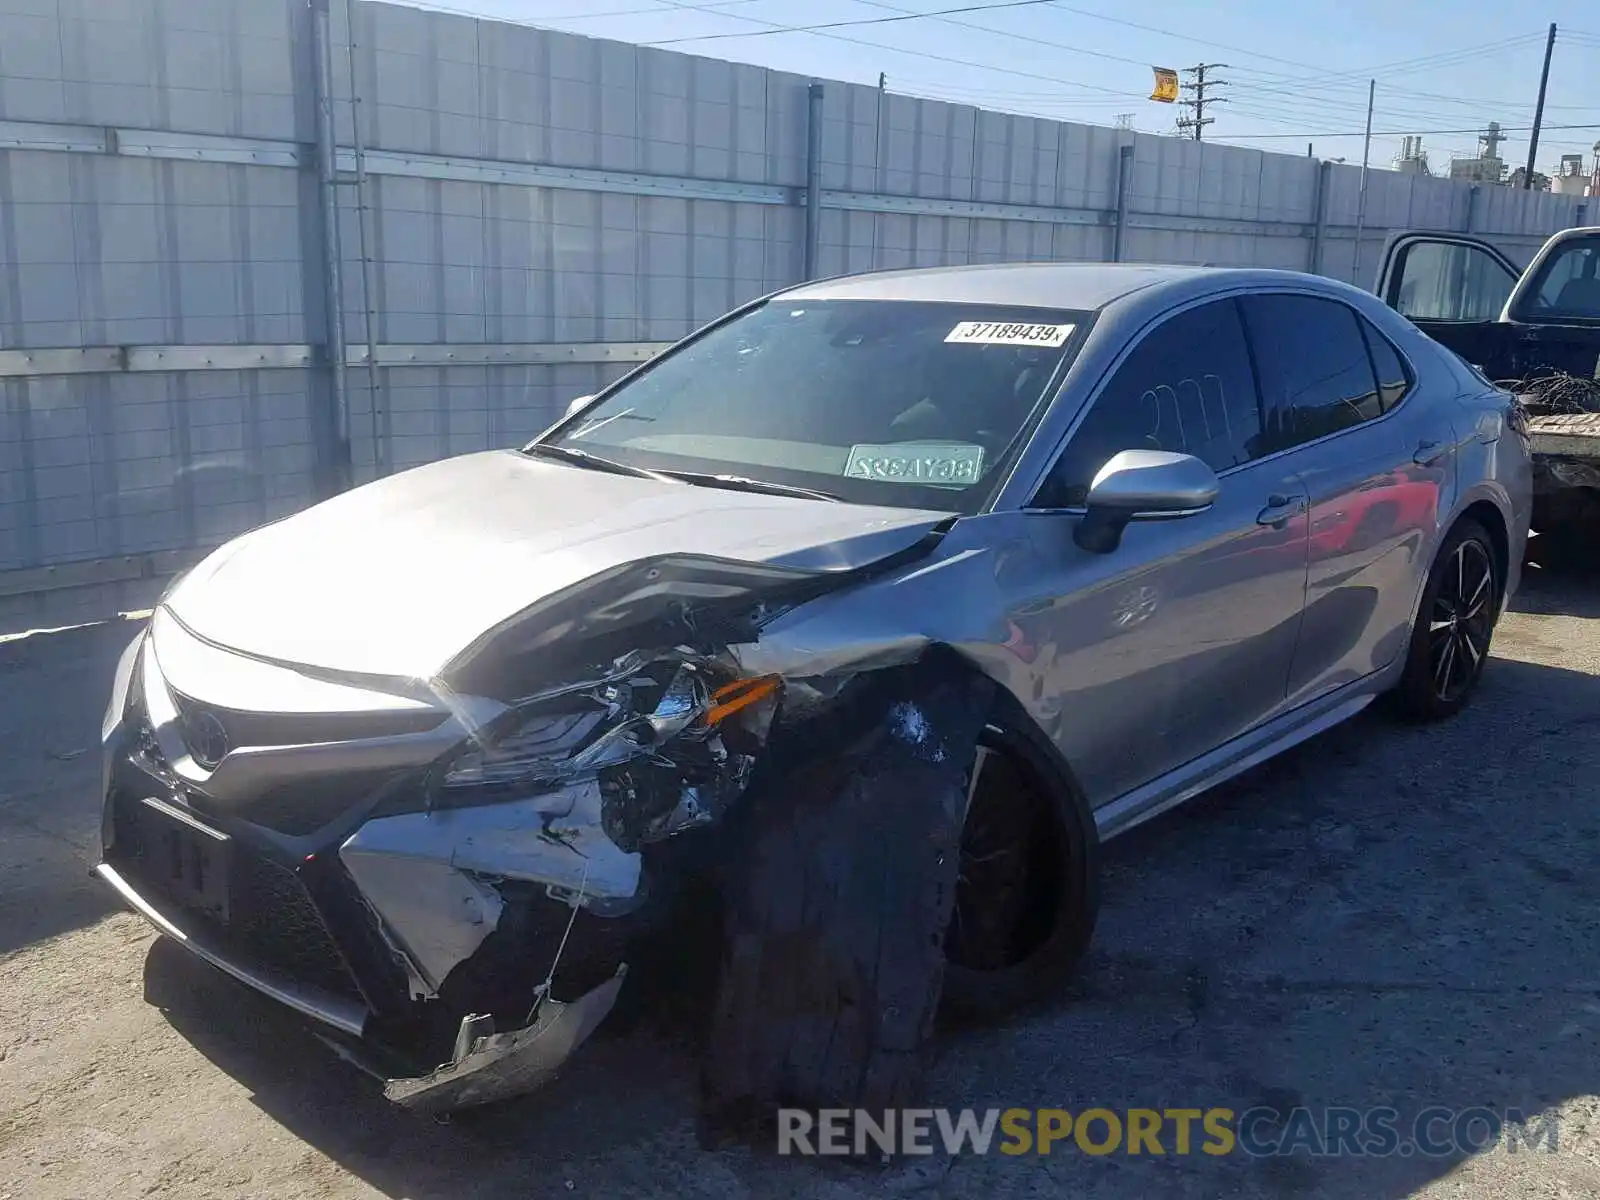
[0,0,1588,631]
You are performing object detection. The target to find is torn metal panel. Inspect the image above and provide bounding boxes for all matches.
[336,855,505,993]
[341,781,644,911]
[384,967,627,1113]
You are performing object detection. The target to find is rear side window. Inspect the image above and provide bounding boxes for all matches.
[1526,239,1600,319]
[1358,319,1412,413]
[1240,294,1383,451]
[1036,298,1263,507]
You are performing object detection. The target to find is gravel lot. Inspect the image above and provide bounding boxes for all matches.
[5,534,1600,1199]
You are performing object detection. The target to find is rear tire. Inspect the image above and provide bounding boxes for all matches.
[1390,518,1500,722]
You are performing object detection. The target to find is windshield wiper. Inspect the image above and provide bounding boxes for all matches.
[524,443,674,482]
[662,471,841,503]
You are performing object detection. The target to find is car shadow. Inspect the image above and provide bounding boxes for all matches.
[139,639,1600,1198]
[1517,528,1600,618]
[1086,650,1600,1196]
[143,935,711,1195]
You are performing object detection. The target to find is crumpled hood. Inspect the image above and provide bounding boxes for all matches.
[166,450,948,681]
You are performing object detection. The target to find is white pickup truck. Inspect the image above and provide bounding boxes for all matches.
[1374,227,1600,531]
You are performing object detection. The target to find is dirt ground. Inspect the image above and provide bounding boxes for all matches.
[5,535,1600,1199]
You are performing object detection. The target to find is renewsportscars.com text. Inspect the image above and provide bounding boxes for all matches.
[777,1106,1560,1158]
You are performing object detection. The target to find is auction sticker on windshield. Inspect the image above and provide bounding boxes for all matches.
[844,442,986,486]
[945,321,1074,348]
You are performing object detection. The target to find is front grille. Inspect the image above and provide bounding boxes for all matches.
[109,791,366,1005]
[187,768,408,837]
[167,689,448,755]
[229,854,365,1002]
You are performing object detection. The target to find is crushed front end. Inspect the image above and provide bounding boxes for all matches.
[96,581,786,1113]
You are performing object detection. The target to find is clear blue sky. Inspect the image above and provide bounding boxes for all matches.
[410,0,1600,177]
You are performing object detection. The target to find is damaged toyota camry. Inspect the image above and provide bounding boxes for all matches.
[97,262,1529,1121]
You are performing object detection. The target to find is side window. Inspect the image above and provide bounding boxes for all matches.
[1357,317,1412,413]
[1528,242,1600,319]
[1239,294,1383,450]
[1387,240,1516,322]
[1036,299,1262,507]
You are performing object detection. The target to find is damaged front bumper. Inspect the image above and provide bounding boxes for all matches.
[97,774,640,1111]
[102,832,627,1111]
[94,611,779,1112]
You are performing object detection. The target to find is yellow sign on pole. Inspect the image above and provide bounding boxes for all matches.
[1150,67,1179,103]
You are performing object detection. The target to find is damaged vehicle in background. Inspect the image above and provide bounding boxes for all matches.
[98,261,1529,1123]
[1374,225,1600,532]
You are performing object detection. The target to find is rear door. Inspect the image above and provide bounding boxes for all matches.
[1374,232,1522,375]
[1238,292,1452,706]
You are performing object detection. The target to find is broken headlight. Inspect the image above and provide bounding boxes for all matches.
[433,656,779,848]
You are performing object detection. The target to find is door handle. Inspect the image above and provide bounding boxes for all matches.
[1413,438,1448,466]
[1256,494,1305,527]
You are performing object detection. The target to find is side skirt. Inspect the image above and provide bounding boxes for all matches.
[1093,676,1386,842]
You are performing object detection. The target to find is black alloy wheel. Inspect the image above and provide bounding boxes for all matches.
[1428,535,1496,706]
[1391,517,1500,721]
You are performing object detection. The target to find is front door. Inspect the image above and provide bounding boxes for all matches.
[1019,297,1310,808]
[1374,232,1522,375]
[1238,291,1453,704]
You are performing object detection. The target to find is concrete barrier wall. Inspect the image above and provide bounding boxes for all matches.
[0,0,1586,630]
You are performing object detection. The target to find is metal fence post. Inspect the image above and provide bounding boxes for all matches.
[311,0,351,490]
[1464,184,1480,234]
[1308,159,1331,275]
[344,0,384,478]
[803,82,824,279]
[1111,143,1133,262]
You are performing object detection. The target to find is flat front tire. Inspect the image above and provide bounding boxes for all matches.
[941,723,1099,1018]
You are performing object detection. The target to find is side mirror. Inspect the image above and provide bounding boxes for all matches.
[564,394,596,420]
[1074,449,1219,554]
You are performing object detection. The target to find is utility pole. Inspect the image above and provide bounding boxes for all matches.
[1524,23,1557,189]
[1176,63,1228,141]
[1353,79,1376,277]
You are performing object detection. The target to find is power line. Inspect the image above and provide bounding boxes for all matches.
[1219,121,1600,141]
[1034,0,1545,100]
[1027,4,1555,115]
[636,1,1555,145]
[641,0,1068,46]
[511,0,767,19]
[622,0,1150,100]
[419,2,1598,156]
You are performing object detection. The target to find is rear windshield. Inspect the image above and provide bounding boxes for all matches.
[538,298,1088,513]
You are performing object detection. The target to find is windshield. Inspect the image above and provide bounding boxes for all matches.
[537,299,1089,513]
[1525,237,1600,322]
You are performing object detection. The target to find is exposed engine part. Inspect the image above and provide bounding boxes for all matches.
[341,649,781,997]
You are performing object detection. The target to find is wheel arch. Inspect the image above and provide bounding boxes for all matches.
[1405,488,1514,637]
[978,668,1097,840]
[1458,497,1510,613]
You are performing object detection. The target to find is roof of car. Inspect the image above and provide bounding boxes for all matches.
[781,261,1259,311]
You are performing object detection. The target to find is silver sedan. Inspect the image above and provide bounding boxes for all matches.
[96,263,1531,1122]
